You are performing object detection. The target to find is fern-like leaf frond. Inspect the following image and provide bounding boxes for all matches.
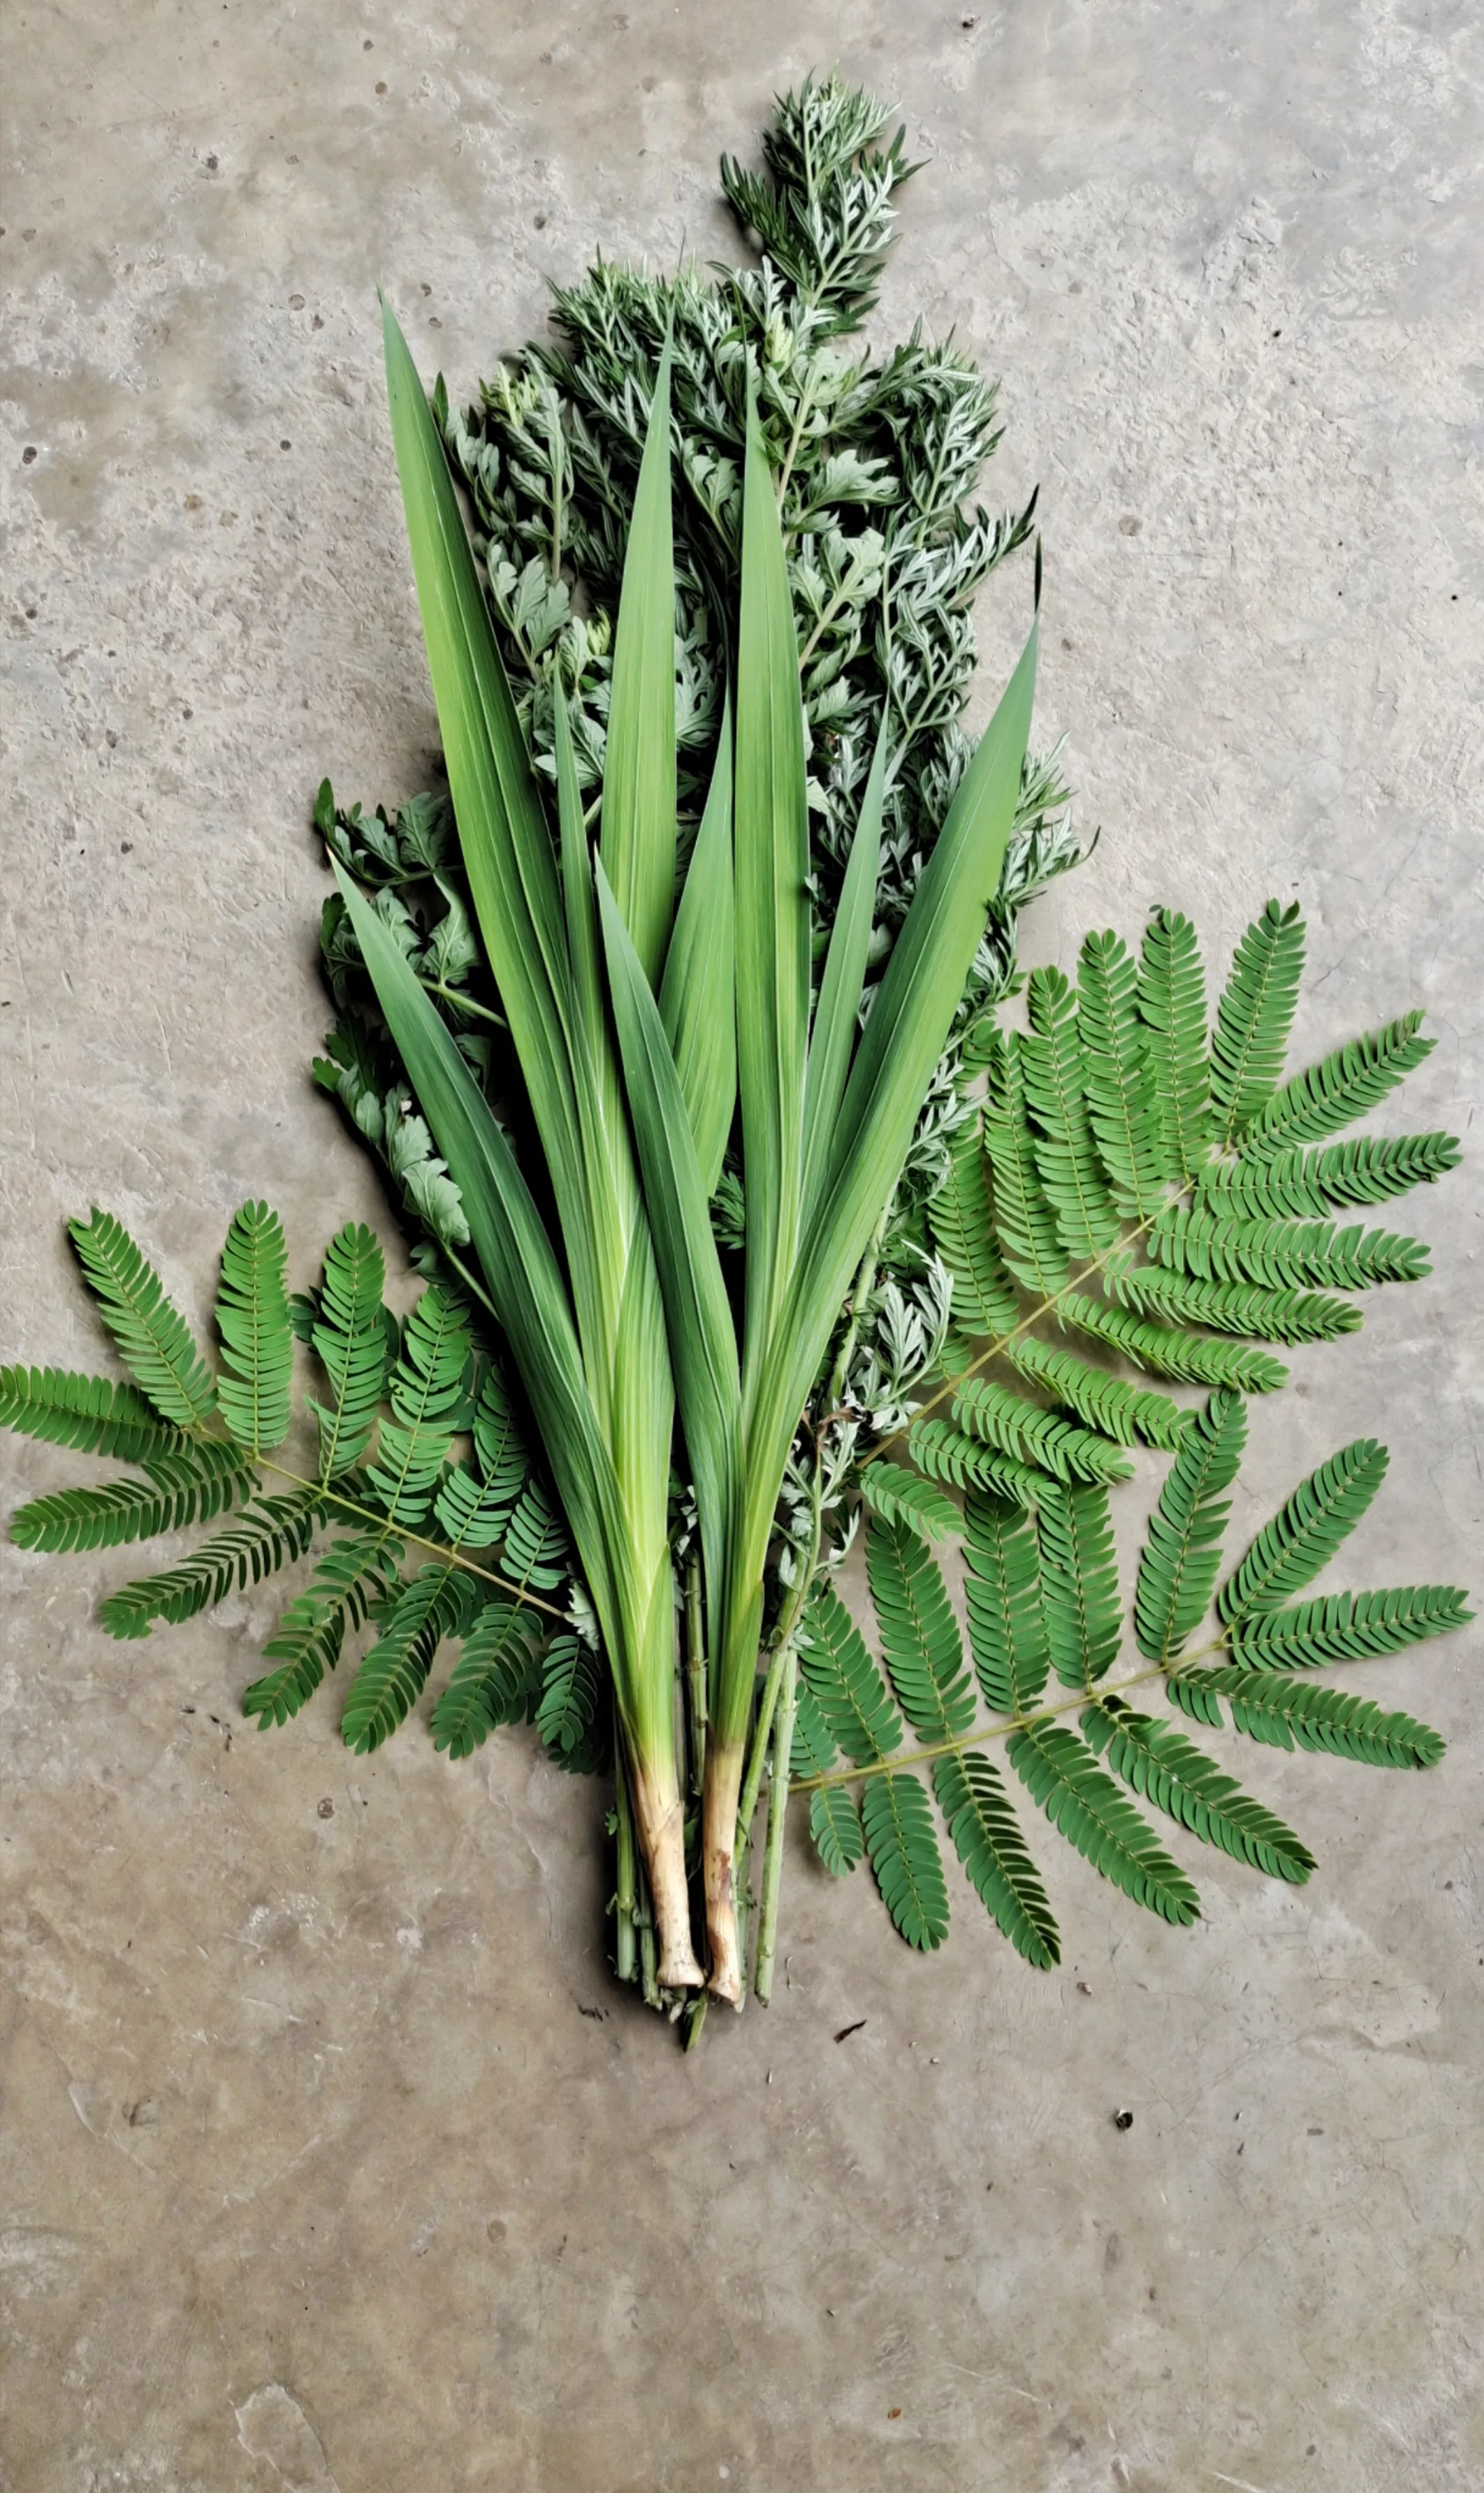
[431,1600,545,1756]
[1134,1389,1246,1662]
[215,1202,293,1453]
[1237,1012,1434,1161]
[243,1527,402,1728]
[963,1489,1051,1714]
[342,1564,479,1753]
[0,1365,189,1464]
[1137,907,1212,1183]
[952,1376,1133,1484]
[798,1584,905,1765]
[858,1460,959,1542]
[536,1633,605,1770]
[1194,1132,1460,1220]
[866,1515,975,1740]
[1020,965,1119,1259]
[1007,1337,1189,1450]
[12,1441,253,1555]
[1058,1291,1288,1392]
[1228,1583,1473,1670]
[982,1044,1069,1297]
[932,1750,1059,1965]
[1149,1207,1430,1291]
[1076,929,1165,1216]
[310,1224,389,1478]
[364,1286,472,1528]
[810,1785,866,1875]
[905,1419,1047,1502]
[791,1679,866,1875]
[1209,898,1304,1149]
[1167,1668,1445,1768]
[1219,1438,1388,1624]
[97,1491,321,1640]
[1082,1696,1314,1883]
[501,1478,570,1589]
[1035,1480,1121,1689]
[861,1771,951,1949]
[926,1121,1021,1335]
[1007,1718,1200,1924]
[1114,1267,1362,1346]
[68,1209,218,1431]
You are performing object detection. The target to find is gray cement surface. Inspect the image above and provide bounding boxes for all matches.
[3,5,1481,2488]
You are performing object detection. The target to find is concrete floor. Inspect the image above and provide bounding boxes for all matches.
[3,4,1481,2487]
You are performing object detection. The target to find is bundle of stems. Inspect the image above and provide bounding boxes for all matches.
[341,304,1035,1998]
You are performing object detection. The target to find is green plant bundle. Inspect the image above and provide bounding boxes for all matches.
[3,75,1471,2043]
[2,889,1468,2008]
[312,77,1079,1288]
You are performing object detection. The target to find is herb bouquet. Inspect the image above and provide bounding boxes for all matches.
[1,84,1469,2035]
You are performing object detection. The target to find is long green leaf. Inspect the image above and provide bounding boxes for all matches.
[659,710,736,1196]
[595,855,741,1657]
[734,372,810,1380]
[381,305,604,1349]
[800,724,886,1226]
[332,865,623,1643]
[599,337,677,984]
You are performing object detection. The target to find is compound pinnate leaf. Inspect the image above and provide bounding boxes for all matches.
[861,1770,950,1949]
[216,1202,293,1453]
[1134,1390,1246,1663]
[1082,1696,1314,1884]
[68,1210,218,1432]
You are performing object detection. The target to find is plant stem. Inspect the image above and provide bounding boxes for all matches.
[613,1731,639,1986]
[753,1638,799,2005]
[415,977,507,1030]
[739,1219,885,1992]
[684,1549,707,1795]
